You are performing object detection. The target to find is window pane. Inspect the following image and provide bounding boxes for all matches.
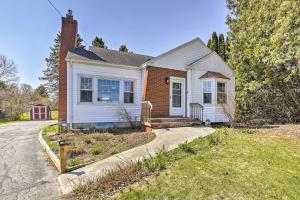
[172,95,181,107]
[203,81,212,93]
[172,82,182,107]
[80,91,93,102]
[124,92,134,103]
[204,93,212,104]
[81,78,92,90]
[217,82,225,92]
[98,79,120,102]
[124,81,134,92]
[217,93,227,104]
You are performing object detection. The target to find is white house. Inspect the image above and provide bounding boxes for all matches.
[58,11,235,129]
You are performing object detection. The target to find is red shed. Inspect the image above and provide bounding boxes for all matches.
[30,104,52,120]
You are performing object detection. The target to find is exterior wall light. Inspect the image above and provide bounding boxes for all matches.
[165,77,169,84]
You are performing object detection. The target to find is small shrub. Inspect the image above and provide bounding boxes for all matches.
[111,146,126,155]
[65,144,85,158]
[89,145,104,155]
[42,124,58,133]
[179,141,195,154]
[84,139,92,144]
[241,129,256,134]
[142,147,167,172]
[68,159,80,167]
[48,141,58,151]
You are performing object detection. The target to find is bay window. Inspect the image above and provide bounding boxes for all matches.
[80,77,93,102]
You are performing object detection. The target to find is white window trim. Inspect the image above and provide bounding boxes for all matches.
[97,78,121,104]
[77,74,137,105]
[123,80,135,104]
[78,76,94,103]
[216,81,227,105]
[203,80,213,105]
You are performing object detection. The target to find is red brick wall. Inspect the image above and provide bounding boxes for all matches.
[144,66,187,117]
[58,14,77,121]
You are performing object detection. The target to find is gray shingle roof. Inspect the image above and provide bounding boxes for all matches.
[67,47,153,67]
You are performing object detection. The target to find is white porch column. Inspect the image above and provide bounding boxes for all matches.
[186,68,192,117]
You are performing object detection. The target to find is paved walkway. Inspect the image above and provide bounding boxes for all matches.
[0,121,60,200]
[58,126,215,194]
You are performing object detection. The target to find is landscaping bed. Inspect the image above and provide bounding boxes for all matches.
[42,125,156,168]
[64,124,300,199]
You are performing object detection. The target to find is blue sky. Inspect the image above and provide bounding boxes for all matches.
[0,0,228,88]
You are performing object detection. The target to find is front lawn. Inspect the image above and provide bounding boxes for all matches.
[117,125,300,200]
[42,127,155,168]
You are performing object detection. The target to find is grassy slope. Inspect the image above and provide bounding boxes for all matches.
[118,126,300,200]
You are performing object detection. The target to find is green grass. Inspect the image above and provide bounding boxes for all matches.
[51,110,58,120]
[42,124,58,133]
[19,112,30,121]
[68,159,81,167]
[0,121,12,125]
[117,127,300,200]
[89,145,105,155]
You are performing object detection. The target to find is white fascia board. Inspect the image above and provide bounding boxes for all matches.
[66,58,142,71]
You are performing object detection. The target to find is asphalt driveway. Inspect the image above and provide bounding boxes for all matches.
[0,121,60,200]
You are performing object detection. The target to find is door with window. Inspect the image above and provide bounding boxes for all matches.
[169,77,185,116]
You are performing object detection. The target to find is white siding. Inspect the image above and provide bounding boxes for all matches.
[190,53,235,122]
[148,39,211,71]
[67,62,143,124]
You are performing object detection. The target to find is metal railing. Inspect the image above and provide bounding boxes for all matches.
[141,101,152,125]
[190,103,203,121]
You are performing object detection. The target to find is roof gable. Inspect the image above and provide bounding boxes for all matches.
[145,38,212,70]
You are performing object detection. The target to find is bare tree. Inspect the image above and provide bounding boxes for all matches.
[117,104,137,128]
[0,55,18,84]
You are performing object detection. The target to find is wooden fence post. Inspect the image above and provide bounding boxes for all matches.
[58,139,66,173]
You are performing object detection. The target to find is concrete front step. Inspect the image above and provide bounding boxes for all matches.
[151,117,199,123]
[151,121,203,129]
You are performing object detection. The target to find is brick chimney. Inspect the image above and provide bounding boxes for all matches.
[59,10,77,121]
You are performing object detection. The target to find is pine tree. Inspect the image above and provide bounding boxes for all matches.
[92,37,107,48]
[39,32,85,98]
[225,36,230,61]
[226,0,300,122]
[207,39,212,48]
[119,45,129,52]
[210,32,219,53]
[218,34,226,60]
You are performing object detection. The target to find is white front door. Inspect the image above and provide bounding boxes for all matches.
[169,77,185,116]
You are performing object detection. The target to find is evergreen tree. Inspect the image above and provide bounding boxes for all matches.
[119,45,129,52]
[207,39,212,48]
[39,32,85,98]
[210,32,219,53]
[92,37,107,48]
[226,0,300,123]
[218,34,226,60]
[34,85,48,98]
[225,36,230,61]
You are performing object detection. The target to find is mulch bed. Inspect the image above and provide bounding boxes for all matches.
[43,128,155,168]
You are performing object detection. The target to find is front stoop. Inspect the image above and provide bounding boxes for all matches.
[151,118,203,129]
